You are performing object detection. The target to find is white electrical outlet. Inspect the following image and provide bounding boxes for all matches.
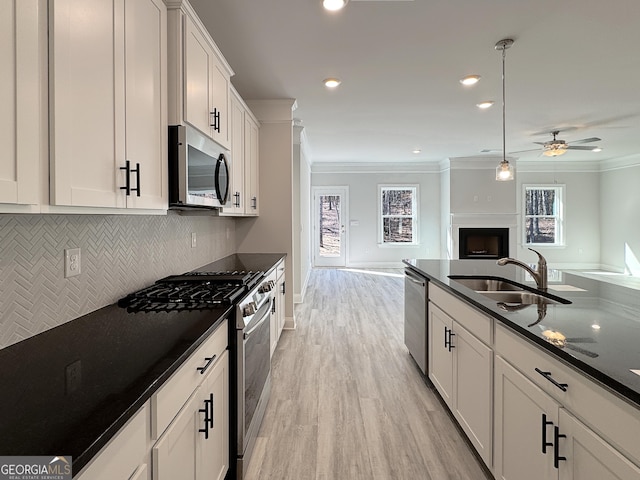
[64,248,81,278]
[191,232,197,248]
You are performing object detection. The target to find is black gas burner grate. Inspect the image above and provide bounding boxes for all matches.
[118,270,264,313]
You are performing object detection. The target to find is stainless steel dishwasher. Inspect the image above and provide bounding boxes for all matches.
[404,268,428,374]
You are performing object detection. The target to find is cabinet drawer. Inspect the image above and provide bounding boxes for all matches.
[276,259,285,280]
[152,320,228,439]
[74,403,150,480]
[429,283,492,344]
[495,323,640,466]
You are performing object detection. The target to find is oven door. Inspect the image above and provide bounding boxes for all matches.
[238,298,271,453]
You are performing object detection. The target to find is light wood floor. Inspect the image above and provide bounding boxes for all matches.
[244,268,491,480]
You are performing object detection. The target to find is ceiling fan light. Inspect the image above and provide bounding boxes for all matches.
[543,148,567,157]
[496,160,514,181]
[477,101,494,109]
[592,147,602,152]
[460,75,481,86]
[323,0,347,11]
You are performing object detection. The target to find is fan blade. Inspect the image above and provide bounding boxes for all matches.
[568,137,601,144]
[533,142,546,145]
[509,148,540,154]
[566,145,598,150]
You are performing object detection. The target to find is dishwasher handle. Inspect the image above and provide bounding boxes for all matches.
[405,270,427,287]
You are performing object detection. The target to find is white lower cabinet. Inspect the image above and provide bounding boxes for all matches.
[74,402,151,480]
[495,354,640,480]
[428,299,492,467]
[153,350,229,480]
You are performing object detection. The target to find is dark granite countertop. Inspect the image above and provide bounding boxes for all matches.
[0,253,285,475]
[403,259,640,409]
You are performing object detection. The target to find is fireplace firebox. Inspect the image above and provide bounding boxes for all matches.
[459,228,509,260]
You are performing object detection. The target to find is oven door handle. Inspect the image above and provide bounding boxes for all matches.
[243,301,271,340]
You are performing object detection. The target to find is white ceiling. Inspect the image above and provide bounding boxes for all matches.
[190,0,640,164]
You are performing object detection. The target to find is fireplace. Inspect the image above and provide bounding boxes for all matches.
[459,228,509,260]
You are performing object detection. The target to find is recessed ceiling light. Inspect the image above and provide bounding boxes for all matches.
[460,75,481,86]
[323,0,348,11]
[477,101,494,109]
[323,78,341,88]
[412,149,421,154]
[592,147,602,152]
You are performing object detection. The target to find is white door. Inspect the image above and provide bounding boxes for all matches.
[313,187,348,267]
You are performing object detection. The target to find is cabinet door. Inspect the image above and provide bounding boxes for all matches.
[244,115,259,215]
[50,0,124,208]
[452,321,492,467]
[210,60,230,148]
[153,389,200,480]
[123,0,167,210]
[276,274,286,335]
[428,303,453,407]
[558,409,640,480]
[0,0,39,206]
[494,355,558,480]
[184,15,214,139]
[222,92,245,215]
[197,351,229,480]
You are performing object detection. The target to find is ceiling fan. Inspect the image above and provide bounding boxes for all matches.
[514,131,602,157]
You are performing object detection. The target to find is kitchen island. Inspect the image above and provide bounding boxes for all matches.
[404,258,640,479]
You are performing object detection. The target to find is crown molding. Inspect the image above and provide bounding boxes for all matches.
[311,162,440,174]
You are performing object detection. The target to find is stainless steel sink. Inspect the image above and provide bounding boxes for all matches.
[448,275,572,305]
[479,291,564,305]
[449,276,524,292]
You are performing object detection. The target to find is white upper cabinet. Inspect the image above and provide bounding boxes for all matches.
[0,0,41,210]
[244,113,260,216]
[49,0,167,211]
[168,0,232,149]
[221,87,260,217]
[221,89,245,215]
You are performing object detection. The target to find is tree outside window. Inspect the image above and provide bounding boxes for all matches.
[524,185,564,245]
[379,186,418,245]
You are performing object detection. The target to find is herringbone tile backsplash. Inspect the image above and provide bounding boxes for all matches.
[0,213,237,350]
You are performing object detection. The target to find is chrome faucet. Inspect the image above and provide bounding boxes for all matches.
[496,248,548,291]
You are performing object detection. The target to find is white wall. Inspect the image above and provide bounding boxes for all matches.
[293,126,312,302]
[311,163,440,268]
[600,160,640,272]
[517,162,601,268]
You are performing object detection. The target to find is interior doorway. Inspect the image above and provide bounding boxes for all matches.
[313,187,348,267]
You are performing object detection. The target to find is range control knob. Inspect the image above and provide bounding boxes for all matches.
[242,302,257,317]
[259,281,275,293]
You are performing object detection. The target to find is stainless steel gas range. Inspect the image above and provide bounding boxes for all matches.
[119,269,273,479]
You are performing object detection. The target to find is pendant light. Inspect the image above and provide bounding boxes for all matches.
[495,38,515,181]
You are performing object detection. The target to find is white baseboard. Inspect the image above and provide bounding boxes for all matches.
[294,268,311,304]
[344,261,405,269]
[284,315,296,330]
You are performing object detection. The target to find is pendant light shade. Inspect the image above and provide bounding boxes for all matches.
[496,160,514,181]
[495,39,515,182]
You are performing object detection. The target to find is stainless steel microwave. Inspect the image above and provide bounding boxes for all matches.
[168,125,230,209]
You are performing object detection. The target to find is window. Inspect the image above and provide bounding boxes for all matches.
[523,185,564,245]
[379,185,418,245]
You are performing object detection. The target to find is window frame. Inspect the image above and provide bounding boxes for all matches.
[522,184,565,247]
[378,184,419,246]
